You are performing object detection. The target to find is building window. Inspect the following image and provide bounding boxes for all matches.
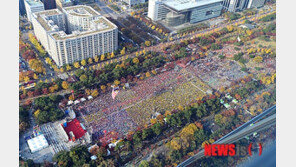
[206,10,213,16]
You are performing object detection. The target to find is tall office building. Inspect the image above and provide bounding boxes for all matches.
[55,0,73,10]
[247,0,266,8]
[31,5,118,67]
[148,0,223,26]
[123,0,146,7]
[24,0,45,22]
[223,0,265,12]
[42,0,57,10]
[20,0,26,15]
[148,0,170,21]
[223,0,249,12]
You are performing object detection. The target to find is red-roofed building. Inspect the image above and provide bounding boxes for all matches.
[62,118,86,141]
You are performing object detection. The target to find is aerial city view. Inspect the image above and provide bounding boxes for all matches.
[19,0,276,166]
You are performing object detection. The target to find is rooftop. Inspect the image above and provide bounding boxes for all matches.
[34,9,63,31]
[64,5,100,17]
[25,0,44,6]
[35,9,61,16]
[50,17,116,40]
[163,0,223,12]
[27,134,49,153]
[62,118,86,141]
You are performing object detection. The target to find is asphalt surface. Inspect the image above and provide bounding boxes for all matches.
[177,105,276,167]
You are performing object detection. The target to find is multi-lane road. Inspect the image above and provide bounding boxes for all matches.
[177,105,276,167]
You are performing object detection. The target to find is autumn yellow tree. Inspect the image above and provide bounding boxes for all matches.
[227,25,234,32]
[151,70,157,75]
[33,73,38,80]
[110,52,115,58]
[69,94,74,101]
[254,56,263,63]
[246,29,253,36]
[132,57,139,64]
[34,110,40,118]
[164,110,172,117]
[45,57,52,65]
[74,62,80,68]
[66,65,71,71]
[100,54,105,61]
[150,118,157,125]
[28,59,45,73]
[49,86,56,93]
[114,80,120,86]
[62,81,69,90]
[81,59,86,66]
[120,47,126,55]
[24,76,30,82]
[88,58,93,64]
[91,89,99,97]
[178,105,184,111]
[100,85,106,92]
[145,41,151,47]
[145,72,151,78]
[170,137,181,150]
[94,56,99,62]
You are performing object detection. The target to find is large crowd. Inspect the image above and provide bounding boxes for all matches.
[187,53,247,89]
[72,48,255,142]
[72,63,214,141]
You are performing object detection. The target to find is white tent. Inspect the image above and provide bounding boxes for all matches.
[80,98,86,102]
[88,96,93,100]
[27,134,49,153]
[67,100,73,105]
[74,100,80,104]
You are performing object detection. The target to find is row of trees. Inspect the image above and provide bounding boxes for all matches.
[19,48,177,100]
[28,33,46,57]
[20,38,46,73]
[68,52,165,92]
[260,13,276,22]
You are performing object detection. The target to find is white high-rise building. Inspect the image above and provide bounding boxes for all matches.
[31,5,118,67]
[247,0,266,8]
[148,0,223,26]
[123,0,146,7]
[148,0,170,21]
[24,0,45,22]
[222,0,265,12]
